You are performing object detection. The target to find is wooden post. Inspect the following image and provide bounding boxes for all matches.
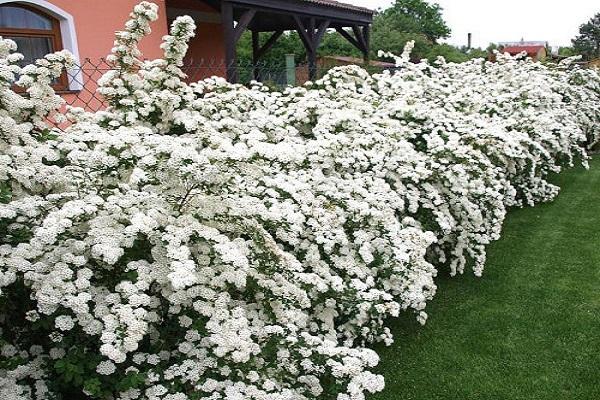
[222,3,256,83]
[304,18,314,81]
[222,1,237,82]
[295,16,332,82]
[252,30,284,83]
[252,30,260,81]
[307,49,317,81]
[362,25,371,64]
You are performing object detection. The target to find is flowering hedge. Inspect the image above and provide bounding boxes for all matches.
[1,2,599,399]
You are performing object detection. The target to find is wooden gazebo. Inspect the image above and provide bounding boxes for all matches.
[202,0,374,82]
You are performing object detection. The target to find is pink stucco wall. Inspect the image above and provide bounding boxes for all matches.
[43,0,170,110]
[18,0,227,110]
[52,0,169,60]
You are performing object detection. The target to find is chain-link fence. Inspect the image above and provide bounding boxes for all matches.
[58,58,395,113]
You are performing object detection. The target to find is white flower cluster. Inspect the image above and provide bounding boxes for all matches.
[0,2,598,400]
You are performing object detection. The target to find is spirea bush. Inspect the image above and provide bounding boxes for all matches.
[1,2,599,399]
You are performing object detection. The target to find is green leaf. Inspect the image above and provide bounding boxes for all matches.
[0,181,12,204]
[83,377,103,398]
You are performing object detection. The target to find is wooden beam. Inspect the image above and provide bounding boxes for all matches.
[308,17,316,43]
[314,19,331,48]
[252,30,260,56]
[233,9,257,43]
[252,30,284,81]
[307,50,317,81]
[255,30,284,60]
[294,15,314,53]
[309,18,332,82]
[297,17,318,81]
[202,0,221,12]
[296,17,333,82]
[336,27,361,50]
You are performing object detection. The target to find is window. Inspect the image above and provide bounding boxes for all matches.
[0,3,68,90]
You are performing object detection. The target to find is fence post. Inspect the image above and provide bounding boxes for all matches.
[286,54,296,86]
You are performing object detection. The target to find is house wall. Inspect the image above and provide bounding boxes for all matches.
[48,0,169,60]
[28,0,224,111]
[166,0,225,81]
[537,48,547,62]
[19,0,170,110]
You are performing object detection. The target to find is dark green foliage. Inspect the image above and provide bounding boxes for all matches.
[51,348,147,399]
[374,0,451,44]
[0,181,11,204]
[573,13,600,60]
[237,31,305,66]
[572,13,600,61]
[53,348,102,393]
[558,46,578,57]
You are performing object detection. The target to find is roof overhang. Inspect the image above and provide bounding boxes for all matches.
[202,0,373,31]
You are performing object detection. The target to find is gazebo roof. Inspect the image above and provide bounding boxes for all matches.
[203,0,374,30]
[298,0,374,15]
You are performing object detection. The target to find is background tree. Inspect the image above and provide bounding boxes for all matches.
[558,46,578,57]
[374,0,451,44]
[572,13,600,60]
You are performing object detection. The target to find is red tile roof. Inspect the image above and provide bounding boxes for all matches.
[502,45,545,56]
[298,0,374,14]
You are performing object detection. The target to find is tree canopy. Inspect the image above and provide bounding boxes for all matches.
[375,0,451,44]
[572,13,600,61]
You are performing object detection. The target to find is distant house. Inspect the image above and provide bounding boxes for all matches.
[501,45,547,61]
[498,41,548,62]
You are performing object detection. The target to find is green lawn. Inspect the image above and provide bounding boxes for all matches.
[370,157,600,400]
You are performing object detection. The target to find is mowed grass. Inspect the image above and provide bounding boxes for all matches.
[369,157,600,400]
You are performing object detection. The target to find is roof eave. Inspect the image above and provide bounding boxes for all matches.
[227,0,374,25]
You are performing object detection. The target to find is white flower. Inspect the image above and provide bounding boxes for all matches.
[96,360,117,375]
[54,315,75,331]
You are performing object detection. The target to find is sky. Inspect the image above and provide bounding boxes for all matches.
[344,0,599,49]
